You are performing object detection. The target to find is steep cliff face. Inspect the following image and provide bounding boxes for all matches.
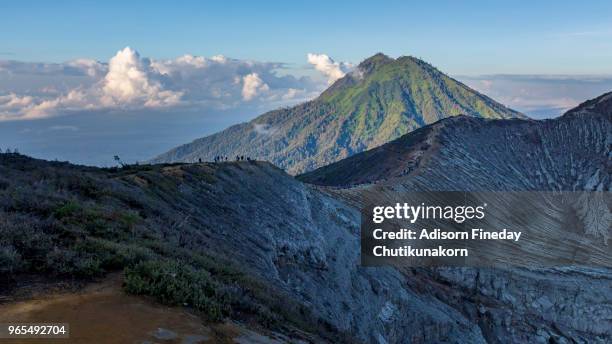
[182,162,487,343]
[297,92,612,343]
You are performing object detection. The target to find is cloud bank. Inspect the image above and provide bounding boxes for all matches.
[0,48,335,121]
[459,74,612,118]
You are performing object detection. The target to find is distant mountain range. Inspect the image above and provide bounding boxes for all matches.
[152,53,524,173]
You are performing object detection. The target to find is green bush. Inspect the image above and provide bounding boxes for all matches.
[124,259,230,321]
[53,201,81,219]
[72,237,152,269]
[73,256,103,277]
[43,247,104,277]
[117,211,141,231]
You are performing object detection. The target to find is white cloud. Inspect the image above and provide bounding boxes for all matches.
[210,55,227,63]
[241,73,269,101]
[307,53,352,84]
[349,67,365,81]
[0,93,36,120]
[66,59,106,77]
[101,47,182,108]
[282,88,301,100]
[0,93,34,108]
[0,47,190,120]
[25,90,89,119]
[252,123,276,135]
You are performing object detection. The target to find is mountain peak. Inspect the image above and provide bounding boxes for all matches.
[357,53,395,73]
[359,53,395,67]
[152,54,523,174]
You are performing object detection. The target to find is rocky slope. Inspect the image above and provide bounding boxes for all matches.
[2,93,610,343]
[299,94,611,191]
[151,53,523,174]
[298,91,612,343]
[0,155,488,343]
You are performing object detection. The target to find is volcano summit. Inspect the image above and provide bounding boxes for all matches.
[152,53,523,173]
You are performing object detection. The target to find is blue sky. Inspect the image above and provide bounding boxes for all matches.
[1,1,612,165]
[2,0,612,74]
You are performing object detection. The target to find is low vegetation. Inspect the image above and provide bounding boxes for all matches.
[0,152,351,342]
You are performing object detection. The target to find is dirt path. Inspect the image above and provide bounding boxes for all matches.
[0,274,285,344]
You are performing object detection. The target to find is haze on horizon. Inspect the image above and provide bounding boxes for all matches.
[1,0,612,166]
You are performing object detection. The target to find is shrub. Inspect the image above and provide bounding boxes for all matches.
[124,259,230,321]
[53,201,81,219]
[72,256,103,277]
[43,247,103,277]
[73,237,153,270]
[0,245,22,273]
[117,211,141,231]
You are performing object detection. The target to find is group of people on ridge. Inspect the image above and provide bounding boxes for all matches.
[211,155,252,163]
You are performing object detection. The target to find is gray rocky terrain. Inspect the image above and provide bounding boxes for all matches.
[1,93,610,343]
[296,92,612,343]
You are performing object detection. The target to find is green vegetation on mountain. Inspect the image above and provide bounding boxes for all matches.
[154,53,523,173]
